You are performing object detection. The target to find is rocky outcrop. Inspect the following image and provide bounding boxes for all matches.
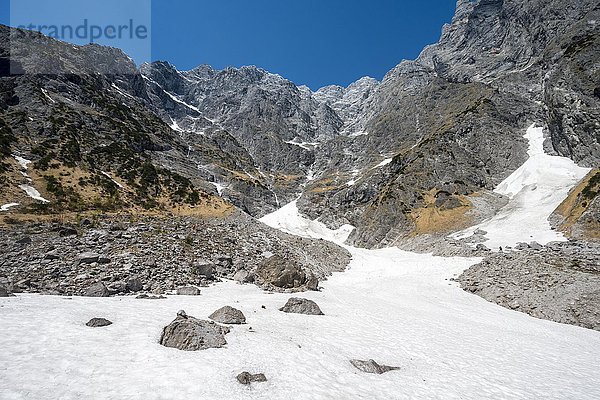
[209,306,246,325]
[551,168,600,240]
[159,310,230,351]
[279,298,324,315]
[458,241,600,331]
[0,213,350,296]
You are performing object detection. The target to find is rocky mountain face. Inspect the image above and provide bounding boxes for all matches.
[298,0,600,247]
[0,0,598,249]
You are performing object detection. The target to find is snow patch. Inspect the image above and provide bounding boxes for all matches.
[373,158,393,169]
[13,155,32,170]
[260,201,354,244]
[285,140,320,151]
[451,124,591,249]
[1,203,19,212]
[19,185,49,203]
[210,182,226,196]
[101,171,124,189]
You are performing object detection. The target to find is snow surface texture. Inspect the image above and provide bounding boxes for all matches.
[451,124,591,250]
[2,200,600,399]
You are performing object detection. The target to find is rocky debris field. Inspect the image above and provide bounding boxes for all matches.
[0,212,351,297]
[458,240,600,331]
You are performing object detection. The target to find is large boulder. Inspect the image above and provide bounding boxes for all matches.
[86,318,113,327]
[255,256,318,290]
[209,306,246,324]
[279,298,324,315]
[350,359,400,374]
[159,310,230,351]
[84,282,110,297]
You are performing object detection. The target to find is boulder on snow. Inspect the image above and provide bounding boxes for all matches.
[279,298,324,315]
[236,372,267,385]
[86,318,112,327]
[176,286,201,296]
[255,256,318,290]
[84,282,110,297]
[209,306,246,324]
[350,359,400,374]
[159,310,230,351]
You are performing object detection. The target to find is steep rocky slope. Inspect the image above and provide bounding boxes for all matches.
[297,0,600,247]
[1,0,598,246]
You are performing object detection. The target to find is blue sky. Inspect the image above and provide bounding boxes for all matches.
[1,0,457,89]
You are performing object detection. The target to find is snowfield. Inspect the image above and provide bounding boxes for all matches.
[1,199,600,399]
[452,125,591,250]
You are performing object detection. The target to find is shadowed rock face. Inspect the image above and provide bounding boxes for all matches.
[159,312,230,351]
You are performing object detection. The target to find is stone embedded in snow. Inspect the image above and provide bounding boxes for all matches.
[159,311,230,351]
[256,256,318,290]
[84,282,110,297]
[236,372,267,385]
[209,306,246,325]
[279,298,324,315]
[176,286,201,296]
[350,359,400,375]
[86,318,112,328]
